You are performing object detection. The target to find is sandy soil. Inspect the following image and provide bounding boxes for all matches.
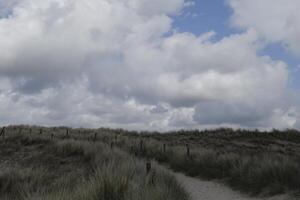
[173,172,296,200]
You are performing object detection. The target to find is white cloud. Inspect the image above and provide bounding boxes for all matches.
[0,0,297,130]
[228,0,300,55]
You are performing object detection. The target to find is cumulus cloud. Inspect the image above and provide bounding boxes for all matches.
[0,0,297,130]
[228,0,300,55]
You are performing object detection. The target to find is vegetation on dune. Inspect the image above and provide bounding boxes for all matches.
[0,129,189,200]
[112,128,300,197]
[2,125,300,197]
[120,139,300,196]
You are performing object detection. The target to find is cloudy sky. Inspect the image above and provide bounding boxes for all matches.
[0,0,300,130]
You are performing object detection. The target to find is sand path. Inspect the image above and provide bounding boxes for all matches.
[172,171,296,200]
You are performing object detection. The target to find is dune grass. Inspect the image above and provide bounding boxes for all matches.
[0,131,189,200]
[113,131,300,196]
[3,125,300,197]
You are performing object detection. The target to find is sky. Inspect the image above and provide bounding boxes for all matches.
[0,0,300,130]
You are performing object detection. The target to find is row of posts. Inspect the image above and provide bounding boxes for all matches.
[0,127,192,157]
[0,127,69,140]
[138,139,190,157]
[0,127,40,139]
[0,127,191,176]
[0,128,118,149]
[0,127,116,144]
[0,126,121,148]
[0,127,117,151]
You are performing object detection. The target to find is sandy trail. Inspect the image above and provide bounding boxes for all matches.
[172,172,295,200]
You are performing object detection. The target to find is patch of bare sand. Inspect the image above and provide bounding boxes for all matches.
[174,172,296,200]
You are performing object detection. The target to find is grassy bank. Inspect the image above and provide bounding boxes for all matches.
[0,130,189,200]
[86,128,299,197]
[130,145,300,196]
[3,125,300,197]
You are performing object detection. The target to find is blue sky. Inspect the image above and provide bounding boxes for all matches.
[174,0,236,39]
[174,0,300,89]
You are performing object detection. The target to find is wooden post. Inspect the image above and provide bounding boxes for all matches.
[186,144,190,157]
[140,140,144,152]
[66,129,69,137]
[163,143,166,153]
[40,129,42,135]
[93,133,97,142]
[1,127,5,139]
[130,145,134,153]
[51,133,54,140]
[146,162,151,175]
[110,142,114,149]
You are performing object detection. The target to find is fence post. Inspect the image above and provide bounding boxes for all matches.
[110,142,114,149]
[130,145,134,152]
[1,127,5,139]
[146,162,151,175]
[163,143,166,153]
[140,140,144,153]
[186,144,190,157]
[93,133,97,142]
[66,129,69,137]
[40,129,43,135]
